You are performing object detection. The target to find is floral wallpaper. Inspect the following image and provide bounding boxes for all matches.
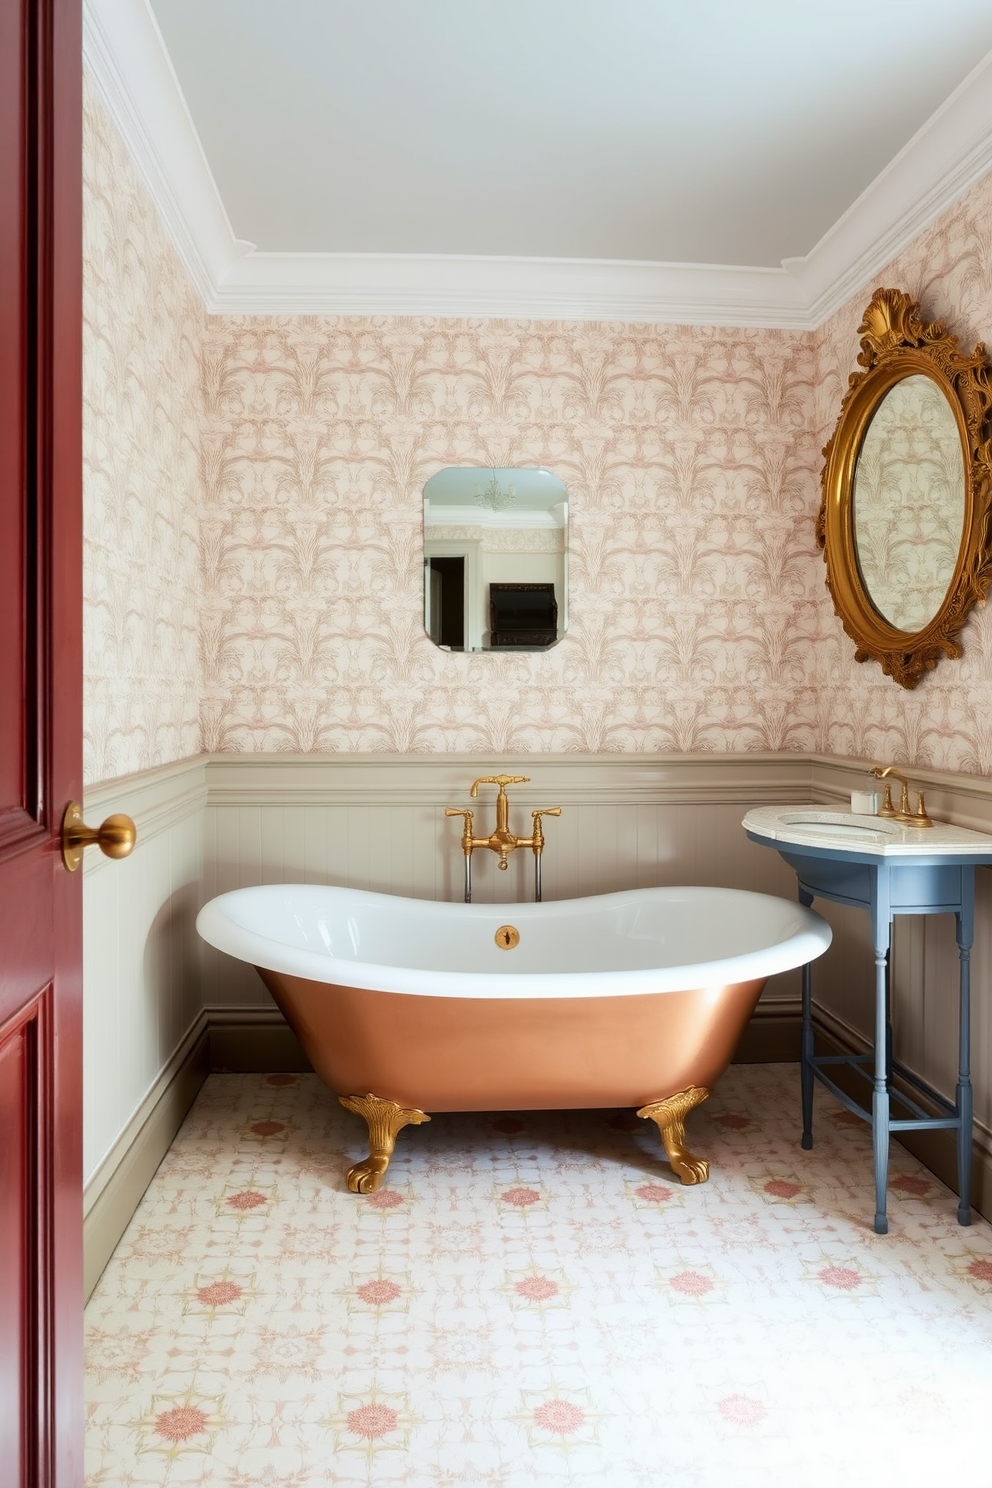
[83,79,992,772]
[813,167,992,774]
[83,81,204,784]
[200,318,822,753]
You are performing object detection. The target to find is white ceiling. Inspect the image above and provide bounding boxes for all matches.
[84,0,992,323]
[149,0,992,265]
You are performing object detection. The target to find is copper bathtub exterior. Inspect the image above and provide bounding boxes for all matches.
[256,967,765,1112]
[196,882,831,1191]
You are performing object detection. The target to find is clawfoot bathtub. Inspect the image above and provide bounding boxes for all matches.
[197,885,830,1191]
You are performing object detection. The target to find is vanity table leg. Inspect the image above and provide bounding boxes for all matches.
[799,888,815,1149]
[956,896,974,1226]
[872,939,890,1235]
[801,961,814,1149]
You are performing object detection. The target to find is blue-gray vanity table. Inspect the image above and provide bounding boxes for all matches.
[743,807,992,1234]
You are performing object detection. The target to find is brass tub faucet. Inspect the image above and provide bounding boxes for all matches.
[445,774,561,902]
[869,765,933,828]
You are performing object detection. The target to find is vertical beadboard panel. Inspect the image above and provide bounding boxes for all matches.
[891,915,926,1078]
[82,761,206,1186]
[82,839,121,1181]
[807,898,877,1044]
[177,805,203,1038]
[974,870,992,1135]
[921,911,967,1103]
[303,804,328,886]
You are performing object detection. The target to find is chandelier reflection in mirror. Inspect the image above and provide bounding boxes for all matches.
[474,473,517,511]
[424,467,568,652]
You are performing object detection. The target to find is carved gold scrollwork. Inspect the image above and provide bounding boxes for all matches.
[818,287,992,689]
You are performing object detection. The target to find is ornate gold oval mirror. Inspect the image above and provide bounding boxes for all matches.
[818,288,992,688]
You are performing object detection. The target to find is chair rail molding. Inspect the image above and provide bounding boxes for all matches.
[81,2,992,327]
[202,751,814,808]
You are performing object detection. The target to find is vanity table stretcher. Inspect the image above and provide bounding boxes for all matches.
[744,822,992,1234]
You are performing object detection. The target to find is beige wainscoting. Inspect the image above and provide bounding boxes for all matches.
[82,751,992,1294]
[83,758,207,1295]
[201,752,811,1015]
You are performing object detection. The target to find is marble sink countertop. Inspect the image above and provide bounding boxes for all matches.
[742,805,992,857]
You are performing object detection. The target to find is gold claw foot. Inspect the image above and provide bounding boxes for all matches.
[338,1093,430,1193]
[637,1085,711,1185]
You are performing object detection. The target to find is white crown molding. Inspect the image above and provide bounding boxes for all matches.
[426,504,561,530]
[214,250,807,327]
[783,48,992,326]
[83,0,992,329]
[82,0,254,307]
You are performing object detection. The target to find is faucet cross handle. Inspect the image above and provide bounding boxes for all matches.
[469,774,529,797]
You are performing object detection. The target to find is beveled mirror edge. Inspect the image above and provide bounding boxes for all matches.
[817,287,992,690]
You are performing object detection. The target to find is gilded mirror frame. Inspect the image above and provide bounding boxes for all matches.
[817,287,992,689]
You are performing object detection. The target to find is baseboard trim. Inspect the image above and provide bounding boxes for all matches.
[83,1013,210,1300]
[206,1005,313,1073]
[733,998,802,1064]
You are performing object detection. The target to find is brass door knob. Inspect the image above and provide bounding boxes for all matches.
[61,801,137,872]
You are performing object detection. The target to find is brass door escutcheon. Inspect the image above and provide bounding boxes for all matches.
[495,925,520,949]
[61,801,137,872]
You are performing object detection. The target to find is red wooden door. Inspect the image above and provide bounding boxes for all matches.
[0,0,83,1485]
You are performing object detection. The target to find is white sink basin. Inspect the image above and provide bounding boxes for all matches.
[742,806,992,857]
[777,813,898,843]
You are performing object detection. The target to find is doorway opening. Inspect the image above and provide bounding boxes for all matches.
[428,555,465,648]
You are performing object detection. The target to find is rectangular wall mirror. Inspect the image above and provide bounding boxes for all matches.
[423,467,569,652]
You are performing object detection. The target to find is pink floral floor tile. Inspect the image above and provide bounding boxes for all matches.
[86,1065,992,1486]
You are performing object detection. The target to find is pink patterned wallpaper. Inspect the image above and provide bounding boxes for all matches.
[83,81,204,784]
[83,82,992,773]
[200,319,822,753]
[813,168,992,774]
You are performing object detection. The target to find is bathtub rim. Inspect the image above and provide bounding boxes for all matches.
[196,883,832,1000]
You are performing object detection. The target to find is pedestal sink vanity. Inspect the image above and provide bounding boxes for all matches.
[762,284,992,1230]
[744,802,992,1233]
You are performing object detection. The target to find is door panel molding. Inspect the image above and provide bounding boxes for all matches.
[0,985,54,1488]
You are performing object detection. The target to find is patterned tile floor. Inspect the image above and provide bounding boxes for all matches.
[85,1065,992,1487]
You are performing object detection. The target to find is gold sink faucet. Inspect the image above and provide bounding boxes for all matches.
[869,765,933,828]
[445,774,561,902]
